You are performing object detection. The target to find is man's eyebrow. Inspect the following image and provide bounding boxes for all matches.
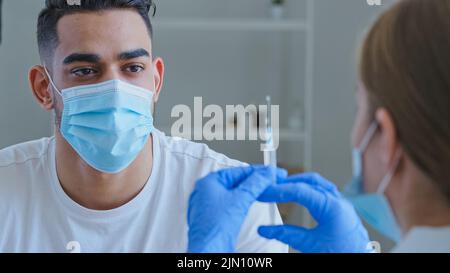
[118,49,150,60]
[63,53,101,65]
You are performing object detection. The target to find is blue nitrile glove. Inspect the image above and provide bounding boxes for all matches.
[257,173,370,253]
[187,165,287,253]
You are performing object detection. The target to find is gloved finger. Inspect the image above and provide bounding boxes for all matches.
[247,165,288,183]
[258,225,311,252]
[213,166,255,189]
[215,165,287,189]
[277,172,339,195]
[257,183,327,220]
[233,168,275,204]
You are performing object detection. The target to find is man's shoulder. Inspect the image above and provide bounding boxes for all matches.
[154,129,246,170]
[0,137,53,212]
[0,138,52,188]
[0,137,53,176]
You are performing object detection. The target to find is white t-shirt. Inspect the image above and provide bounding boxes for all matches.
[392,226,450,253]
[0,129,287,253]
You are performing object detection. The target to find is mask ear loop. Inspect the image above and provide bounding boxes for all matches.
[377,150,402,194]
[43,66,63,97]
[359,121,379,152]
[355,121,378,193]
[151,62,158,94]
[43,66,64,129]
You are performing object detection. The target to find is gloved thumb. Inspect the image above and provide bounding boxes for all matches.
[258,225,311,252]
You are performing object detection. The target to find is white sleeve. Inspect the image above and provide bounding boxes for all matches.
[235,202,288,253]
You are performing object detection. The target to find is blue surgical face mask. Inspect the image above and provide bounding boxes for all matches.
[344,122,402,243]
[45,68,154,174]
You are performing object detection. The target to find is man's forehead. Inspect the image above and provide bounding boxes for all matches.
[54,9,152,61]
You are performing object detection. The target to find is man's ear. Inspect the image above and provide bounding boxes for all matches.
[375,108,402,167]
[152,57,164,103]
[29,65,54,111]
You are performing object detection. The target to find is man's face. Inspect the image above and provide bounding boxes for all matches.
[48,9,163,117]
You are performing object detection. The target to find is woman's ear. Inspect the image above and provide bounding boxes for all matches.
[375,108,402,167]
[152,57,165,103]
[29,65,54,111]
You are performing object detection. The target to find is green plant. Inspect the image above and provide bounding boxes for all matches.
[272,0,285,5]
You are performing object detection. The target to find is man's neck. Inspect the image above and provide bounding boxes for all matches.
[54,133,153,210]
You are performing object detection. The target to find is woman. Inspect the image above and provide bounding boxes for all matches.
[187,0,450,253]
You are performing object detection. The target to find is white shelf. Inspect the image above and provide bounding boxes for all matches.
[279,129,306,141]
[153,18,308,32]
[158,127,305,142]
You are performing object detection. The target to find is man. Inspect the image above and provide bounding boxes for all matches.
[0,0,286,253]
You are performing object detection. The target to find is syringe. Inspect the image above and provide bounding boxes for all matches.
[263,96,277,181]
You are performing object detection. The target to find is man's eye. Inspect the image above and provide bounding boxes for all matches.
[125,65,144,73]
[72,68,97,77]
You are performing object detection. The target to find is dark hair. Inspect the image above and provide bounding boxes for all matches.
[360,0,450,198]
[37,0,156,64]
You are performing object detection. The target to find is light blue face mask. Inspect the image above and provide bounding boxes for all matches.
[45,68,154,174]
[344,122,402,243]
